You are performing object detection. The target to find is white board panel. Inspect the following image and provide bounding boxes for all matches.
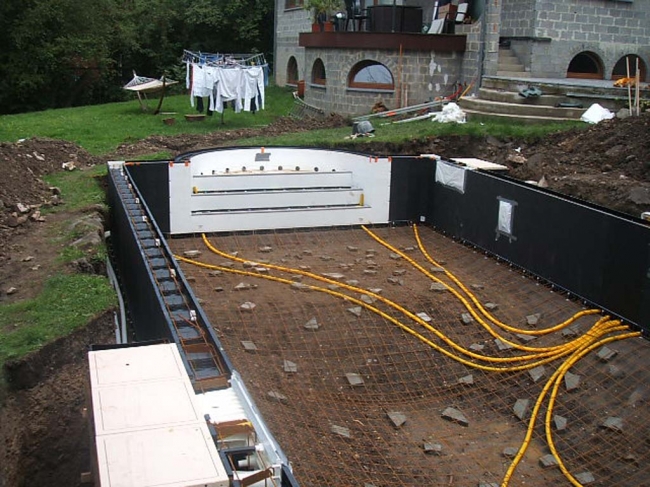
[194,171,353,192]
[89,344,229,487]
[169,148,391,234]
[191,188,364,212]
[96,424,227,487]
[186,206,384,234]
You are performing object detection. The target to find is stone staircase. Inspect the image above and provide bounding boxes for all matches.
[497,46,529,78]
[458,77,635,124]
[456,46,643,123]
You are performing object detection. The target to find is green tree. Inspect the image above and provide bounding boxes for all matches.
[0,0,122,113]
[0,0,276,114]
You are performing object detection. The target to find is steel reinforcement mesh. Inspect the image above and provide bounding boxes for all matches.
[170,225,650,487]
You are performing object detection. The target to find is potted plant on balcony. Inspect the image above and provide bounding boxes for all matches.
[305,0,342,32]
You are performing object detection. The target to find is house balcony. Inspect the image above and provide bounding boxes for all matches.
[298,31,466,52]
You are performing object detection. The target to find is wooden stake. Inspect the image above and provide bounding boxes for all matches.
[397,44,403,108]
[626,56,632,113]
[634,58,641,117]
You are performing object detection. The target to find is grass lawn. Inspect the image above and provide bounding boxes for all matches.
[0,86,297,155]
[0,85,583,156]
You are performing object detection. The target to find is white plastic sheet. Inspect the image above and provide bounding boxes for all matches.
[497,199,514,235]
[580,103,614,124]
[432,102,467,124]
[435,160,466,193]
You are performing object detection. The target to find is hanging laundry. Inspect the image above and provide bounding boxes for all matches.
[242,66,265,112]
[182,50,268,116]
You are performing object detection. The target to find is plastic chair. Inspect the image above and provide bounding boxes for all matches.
[344,0,368,31]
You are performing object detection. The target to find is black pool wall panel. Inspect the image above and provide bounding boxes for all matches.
[388,156,435,223]
[125,161,170,234]
[426,161,650,331]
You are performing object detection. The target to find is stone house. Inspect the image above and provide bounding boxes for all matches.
[273,0,650,116]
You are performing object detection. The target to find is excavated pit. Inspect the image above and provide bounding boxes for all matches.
[170,225,650,487]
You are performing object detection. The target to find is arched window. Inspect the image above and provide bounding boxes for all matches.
[612,54,646,82]
[348,61,394,90]
[311,58,326,86]
[287,56,299,85]
[567,52,604,80]
[284,0,303,9]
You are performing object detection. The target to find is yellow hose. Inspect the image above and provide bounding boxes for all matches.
[172,228,640,487]
[543,330,641,486]
[500,326,637,487]
[411,224,600,336]
[173,229,639,487]
[361,226,607,354]
[176,252,609,374]
[198,234,611,365]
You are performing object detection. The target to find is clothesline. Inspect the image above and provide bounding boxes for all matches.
[181,50,267,68]
[184,53,268,120]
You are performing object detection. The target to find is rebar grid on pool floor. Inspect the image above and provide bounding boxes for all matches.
[171,226,649,487]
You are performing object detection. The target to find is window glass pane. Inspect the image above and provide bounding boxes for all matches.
[353,64,392,85]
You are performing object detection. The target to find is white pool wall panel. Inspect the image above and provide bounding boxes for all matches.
[169,148,391,234]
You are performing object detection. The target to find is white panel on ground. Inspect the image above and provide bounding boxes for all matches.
[169,148,391,234]
[89,343,229,487]
[450,157,509,172]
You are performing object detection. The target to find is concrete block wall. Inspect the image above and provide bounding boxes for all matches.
[457,23,482,86]
[456,0,501,87]
[502,0,650,79]
[501,0,537,38]
[481,0,503,78]
[304,48,463,116]
[275,0,311,86]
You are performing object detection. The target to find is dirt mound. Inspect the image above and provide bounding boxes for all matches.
[0,138,100,209]
[0,138,102,262]
[110,114,349,158]
[341,112,650,217]
[2,113,648,265]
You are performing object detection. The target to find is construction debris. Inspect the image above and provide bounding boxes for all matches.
[539,454,559,468]
[239,301,256,312]
[513,399,530,421]
[346,373,364,386]
[441,407,469,427]
[241,340,258,351]
[554,415,568,431]
[601,417,624,432]
[283,360,298,373]
[387,411,407,428]
[348,306,362,317]
[304,317,320,330]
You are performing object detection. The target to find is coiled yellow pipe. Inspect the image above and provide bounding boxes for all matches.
[542,330,641,486]
[500,326,638,487]
[411,224,600,336]
[198,234,611,366]
[361,225,608,354]
[176,252,606,375]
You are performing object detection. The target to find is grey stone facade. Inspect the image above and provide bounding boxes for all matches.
[275,5,311,85]
[275,0,649,115]
[501,0,650,78]
[305,48,463,115]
